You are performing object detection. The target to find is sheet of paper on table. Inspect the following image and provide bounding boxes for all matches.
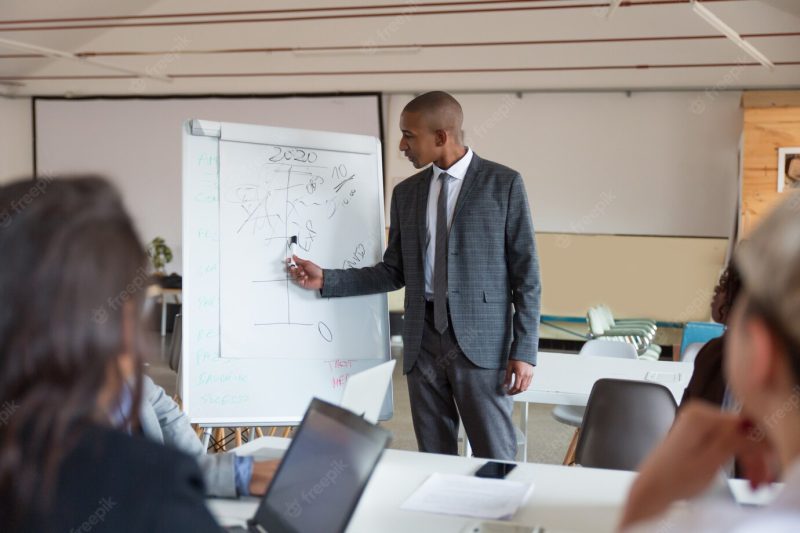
[401,473,534,520]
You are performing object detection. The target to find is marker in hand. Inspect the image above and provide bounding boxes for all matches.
[288,236,298,268]
[286,249,324,290]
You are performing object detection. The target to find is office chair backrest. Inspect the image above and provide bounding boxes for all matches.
[575,378,677,471]
[579,339,638,359]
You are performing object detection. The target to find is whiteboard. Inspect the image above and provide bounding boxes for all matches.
[182,119,392,425]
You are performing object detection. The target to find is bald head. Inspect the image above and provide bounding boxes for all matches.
[398,91,467,169]
[403,91,464,143]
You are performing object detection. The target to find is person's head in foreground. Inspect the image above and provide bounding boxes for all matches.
[399,90,465,169]
[0,177,151,528]
[621,192,800,532]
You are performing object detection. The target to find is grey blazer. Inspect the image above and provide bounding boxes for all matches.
[322,153,541,373]
[140,376,238,498]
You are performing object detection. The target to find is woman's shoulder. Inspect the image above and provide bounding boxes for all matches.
[72,423,202,478]
[40,424,217,533]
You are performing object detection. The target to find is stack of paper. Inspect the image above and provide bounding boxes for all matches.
[401,473,534,520]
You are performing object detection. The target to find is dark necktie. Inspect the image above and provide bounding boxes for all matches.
[434,172,450,333]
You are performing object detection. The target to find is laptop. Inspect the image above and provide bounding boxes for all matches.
[339,360,395,424]
[225,398,391,533]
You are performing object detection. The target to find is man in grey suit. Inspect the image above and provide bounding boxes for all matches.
[289,91,541,460]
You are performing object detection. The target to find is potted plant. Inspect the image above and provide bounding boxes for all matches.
[147,237,173,276]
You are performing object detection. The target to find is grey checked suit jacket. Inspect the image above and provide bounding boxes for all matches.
[321,153,541,373]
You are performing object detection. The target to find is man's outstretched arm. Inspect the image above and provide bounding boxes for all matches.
[289,191,405,297]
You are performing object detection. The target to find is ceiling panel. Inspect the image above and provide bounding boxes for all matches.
[1,0,798,95]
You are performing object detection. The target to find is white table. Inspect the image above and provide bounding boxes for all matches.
[146,284,182,337]
[208,438,778,533]
[514,352,695,461]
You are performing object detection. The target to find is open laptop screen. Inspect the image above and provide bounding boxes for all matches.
[253,399,390,533]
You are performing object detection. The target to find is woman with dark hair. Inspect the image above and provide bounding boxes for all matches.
[0,176,219,532]
[680,263,743,408]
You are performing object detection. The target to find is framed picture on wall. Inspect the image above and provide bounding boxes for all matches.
[777,147,800,193]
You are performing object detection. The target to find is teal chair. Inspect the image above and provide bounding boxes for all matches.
[681,322,725,357]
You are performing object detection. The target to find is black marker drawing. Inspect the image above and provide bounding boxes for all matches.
[223,146,363,344]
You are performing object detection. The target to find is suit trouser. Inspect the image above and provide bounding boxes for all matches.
[406,302,517,460]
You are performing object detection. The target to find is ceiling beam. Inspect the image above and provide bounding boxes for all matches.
[0,37,173,82]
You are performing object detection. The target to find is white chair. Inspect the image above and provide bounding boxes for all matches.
[552,339,638,463]
[587,307,661,360]
[681,341,707,364]
[598,304,661,356]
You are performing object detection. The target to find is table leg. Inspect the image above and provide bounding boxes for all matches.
[520,402,529,463]
[160,295,167,337]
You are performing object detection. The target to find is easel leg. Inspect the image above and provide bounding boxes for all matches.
[214,428,226,451]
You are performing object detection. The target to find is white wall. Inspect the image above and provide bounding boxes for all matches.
[35,96,381,274]
[0,96,33,183]
[384,91,741,238]
[382,91,737,321]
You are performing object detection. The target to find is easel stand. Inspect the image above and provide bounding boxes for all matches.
[196,423,298,454]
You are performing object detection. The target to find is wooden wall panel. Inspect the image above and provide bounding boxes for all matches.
[741,94,800,236]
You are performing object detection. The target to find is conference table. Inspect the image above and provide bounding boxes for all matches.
[513,352,695,461]
[208,437,778,533]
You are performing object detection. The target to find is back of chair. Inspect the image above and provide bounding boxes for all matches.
[580,339,638,359]
[680,322,725,356]
[575,378,677,471]
[586,307,608,336]
[598,304,616,326]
